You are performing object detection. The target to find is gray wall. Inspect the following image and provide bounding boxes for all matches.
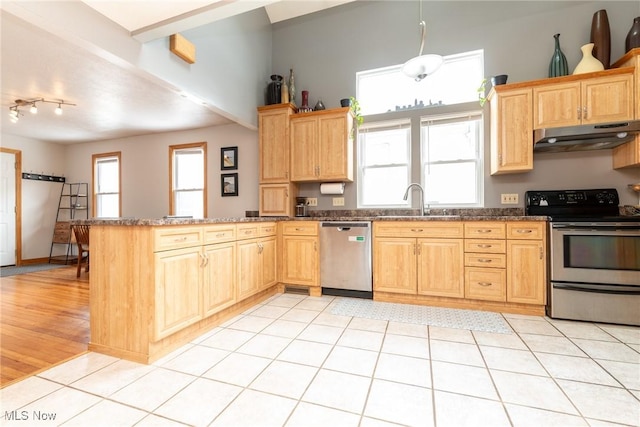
[271,1,640,209]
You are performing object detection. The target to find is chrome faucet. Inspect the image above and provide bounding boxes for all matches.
[403,183,426,216]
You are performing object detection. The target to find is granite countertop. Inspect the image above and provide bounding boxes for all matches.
[72,208,548,226]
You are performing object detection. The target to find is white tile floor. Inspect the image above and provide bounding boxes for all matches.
[2,294,639,427]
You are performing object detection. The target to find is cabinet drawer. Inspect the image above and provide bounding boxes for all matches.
[464,239,506,254]
[465,268,506,301]
[53,221,71,243]
[507,222,545,240]
[465,253,506,268]
[281,221,319,236]
[203,224,236,244]
[237,224,259,240]
[464,222,506,239]
[374,222,464,238]
[154,227,203,251]
[259,222,277,237]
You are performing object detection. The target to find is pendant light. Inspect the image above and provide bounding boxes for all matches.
[402,0,443,82]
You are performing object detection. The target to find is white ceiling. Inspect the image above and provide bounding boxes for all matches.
[1,1,354,144]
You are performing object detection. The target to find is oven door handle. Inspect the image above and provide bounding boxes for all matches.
[553,283,640,295]
[552,224,640,232]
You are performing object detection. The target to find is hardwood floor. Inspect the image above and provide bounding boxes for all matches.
[0,266,89,387]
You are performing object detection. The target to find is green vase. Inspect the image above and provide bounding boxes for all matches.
[548,33,569,78]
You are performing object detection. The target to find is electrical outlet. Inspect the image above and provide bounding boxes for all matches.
[332,197,345,206]
[501,193,519,204]
[306,198,317,206]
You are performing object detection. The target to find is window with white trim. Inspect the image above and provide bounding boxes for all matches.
[92,152,121,218]
[357,50,484,208]
[170,142,207,218]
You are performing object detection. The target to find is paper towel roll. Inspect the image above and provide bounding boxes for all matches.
[320,182,345,195]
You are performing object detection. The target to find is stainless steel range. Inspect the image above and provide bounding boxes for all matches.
[525,188,640,326]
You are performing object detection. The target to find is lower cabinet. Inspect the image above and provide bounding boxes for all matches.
[154,246,203,340]
[280,221,319,288]
[237,223,277,300]
[464,222,507,302]
[202,241,236,317]
[373,222,464,298]
[506,222,546,305]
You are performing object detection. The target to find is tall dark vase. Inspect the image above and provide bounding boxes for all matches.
[548,33,569,78]
[590,9,610,69]
[266,75,283,105]
[626,17,640,53]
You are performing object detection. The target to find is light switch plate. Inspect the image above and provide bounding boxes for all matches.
[307,198,317,206]
[332,197,345,206]
[501,193,519,204]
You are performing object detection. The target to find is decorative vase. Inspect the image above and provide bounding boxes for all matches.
[549,34,569,77]
[590,9,610,69]
[572,43,604,75]
[626,17,640,53]
[288,69,296,106]
[266,74,282,105]
[281,79,289,104]
[299,90,311,112]
[314,99,325,111]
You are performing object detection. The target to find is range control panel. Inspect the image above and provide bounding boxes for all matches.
[525,188,619,216]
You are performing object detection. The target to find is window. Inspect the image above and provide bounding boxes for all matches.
[358,120,411,207]
[92,152,121,218]
[357,50,484,208]
[170,142,207,218]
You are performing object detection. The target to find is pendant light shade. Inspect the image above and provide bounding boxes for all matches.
[402,3,442,82]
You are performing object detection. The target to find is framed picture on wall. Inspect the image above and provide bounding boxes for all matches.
[221,146,238,170]
[221,173,238,197]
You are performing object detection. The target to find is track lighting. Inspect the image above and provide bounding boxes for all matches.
[7,98,75,123]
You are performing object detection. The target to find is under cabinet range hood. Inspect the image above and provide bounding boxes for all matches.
[533,121,640,153]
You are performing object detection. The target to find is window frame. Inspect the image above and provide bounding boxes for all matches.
[169,142,208,218]
[92,151,122,218]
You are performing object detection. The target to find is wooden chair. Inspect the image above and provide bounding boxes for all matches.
[72,225,90,278]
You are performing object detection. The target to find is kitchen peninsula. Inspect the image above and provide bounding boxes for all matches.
[81,213,547,363]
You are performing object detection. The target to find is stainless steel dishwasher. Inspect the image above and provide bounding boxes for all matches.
[320,221,372,298]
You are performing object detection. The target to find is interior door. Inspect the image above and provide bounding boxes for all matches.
[0,151,16,266]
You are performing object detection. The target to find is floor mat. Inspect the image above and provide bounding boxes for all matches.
[0,263,67,277]
[331,298,513,334]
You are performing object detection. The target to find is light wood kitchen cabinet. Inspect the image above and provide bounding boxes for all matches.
[464,222,506,302]
[280,221,319,288]
[237,223,277,300]
[506,222,546,305]
[202,241,236,317]
[258,104,294,183]
[489,87,533,175]
[612,48,640,169]
[154,246,203,340]
[533,69,634,129]
[373,222,464,297]
[259,183,298,217]
[290,107,354,182]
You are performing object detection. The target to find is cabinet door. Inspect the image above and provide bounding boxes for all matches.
[507,240,545,305]
[373,238,417,294]
[154,247,202,340]
[582,73,634,124]
[281,235,318,286]
[290,116,318,181]
[259,183,296,217]
[259,105,292,183]
[417,238,464,298]
[203,242,236,317]
[259,237,277,290]
[533,82,580,129]
[237,239,260,300]
[490,88,533,175]
[318,112,353,181]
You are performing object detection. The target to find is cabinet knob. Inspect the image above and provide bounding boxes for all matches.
[477,282,493,287]
[477,229,492,233]
[478,244,492,248]
[516,229,533,234]
[478,258,493,263]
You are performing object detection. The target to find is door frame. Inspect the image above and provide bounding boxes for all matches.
[1,147,22,266]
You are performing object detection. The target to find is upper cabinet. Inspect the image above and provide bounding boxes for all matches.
[258,104,295,183]
[533,72,633,129]
[489,87,533,175]
[488,59,638,175]
[290,107,354,182]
